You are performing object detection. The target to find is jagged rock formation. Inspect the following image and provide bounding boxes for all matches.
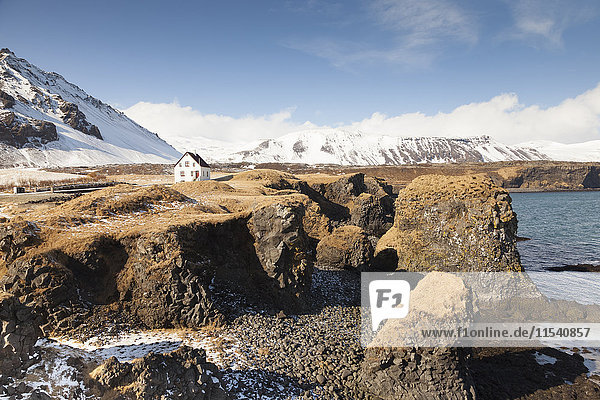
[0,111,58,147]
[248,201,313,309]
[58,98,102,139]
[306,173,395,236]
[376,174,522,272]
[91,346,229,399]
[0,291,41,377]
[316,225,373,270]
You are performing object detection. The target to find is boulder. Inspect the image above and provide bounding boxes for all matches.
[0,291,41,376]
[248,201,313,310]
[316,225,373,270]
[362,174,523,399]
[376,174,522,272]
[91,345,229,400]
[349,193,392,236]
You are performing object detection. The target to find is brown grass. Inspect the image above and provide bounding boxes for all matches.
[230,169,300,190]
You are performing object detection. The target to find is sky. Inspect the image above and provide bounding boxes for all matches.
[1,0,600,145]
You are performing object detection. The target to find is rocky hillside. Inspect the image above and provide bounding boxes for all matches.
[0,49,179,167]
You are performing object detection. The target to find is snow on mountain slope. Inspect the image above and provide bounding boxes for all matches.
[215,129,549,165]
[516,140,600,162]
[0,49,180,167]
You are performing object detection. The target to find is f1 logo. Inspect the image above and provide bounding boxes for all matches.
[369,280,410,331]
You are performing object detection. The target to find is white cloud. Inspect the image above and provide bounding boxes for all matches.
[124,84,600,149]
[123,101,319,150]
[504,0,599,47]
[345,84,600,144]
[286,0,477,68]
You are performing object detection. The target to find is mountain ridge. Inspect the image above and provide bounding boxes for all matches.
[196,128,551,165]
[0,48,179,167]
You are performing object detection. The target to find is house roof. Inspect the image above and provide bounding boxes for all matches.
[176,152,210,168]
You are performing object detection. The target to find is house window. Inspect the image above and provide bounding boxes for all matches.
[190,171,194,176]
[185,161,190,167]
[180,171,185,177]
[193,163,196,167]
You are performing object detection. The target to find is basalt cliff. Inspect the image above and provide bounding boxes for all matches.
[0,170,596,399]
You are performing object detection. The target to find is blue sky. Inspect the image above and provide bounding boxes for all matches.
[1,0,600,144]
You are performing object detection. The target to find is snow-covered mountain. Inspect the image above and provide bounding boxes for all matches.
[206,129,549,165]
[0,49,180,167]
[516,140,600,162]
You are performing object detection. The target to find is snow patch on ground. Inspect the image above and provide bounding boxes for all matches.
[0,168,81,186]
[534,351,558,365]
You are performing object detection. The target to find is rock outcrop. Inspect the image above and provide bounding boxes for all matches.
[91,346,229,399]
[58,99,102,139]
[362,175,524,399]
[307,173,395,236]
[360,347,476,400]
[361,272,477,399]
[0,111,58,147]
[0,291,41,377]
[376,174,522,272]
[498,164,600,190]
[316,225,373,270]
[0,90,15,109]
[0,185,315,334]
[248,201,313,310]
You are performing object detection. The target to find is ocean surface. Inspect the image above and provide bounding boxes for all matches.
[511,191,600,304]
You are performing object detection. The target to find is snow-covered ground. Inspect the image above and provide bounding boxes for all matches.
[0,168,81,186]
[1,328,300,400]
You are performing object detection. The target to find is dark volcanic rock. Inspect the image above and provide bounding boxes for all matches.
[58,99,102,139]
[307,173,395,235]
[0,90,15,108]
[0,111,58,147]
[0,291,41,377]
[316,225,373,270]
[248,201,313,310]
[0,221,41,263]
[91,345,229,399]
[547,263,600,272]
[360,347,476,400]
[349,192,392,236]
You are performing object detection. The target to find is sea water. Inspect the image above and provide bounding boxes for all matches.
[511,191,600,304]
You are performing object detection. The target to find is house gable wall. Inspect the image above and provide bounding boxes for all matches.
[174,153,211,182]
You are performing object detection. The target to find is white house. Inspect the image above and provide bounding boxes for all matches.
[174,152,211,183]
